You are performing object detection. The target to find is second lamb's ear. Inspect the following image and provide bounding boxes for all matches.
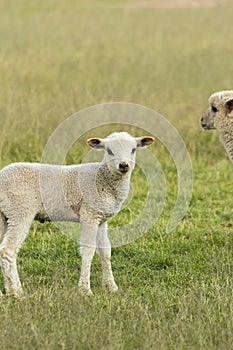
[87,138,105,150]
[225,98,233,118]
[136,136,155,148]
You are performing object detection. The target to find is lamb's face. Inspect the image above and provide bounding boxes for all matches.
[201,91,233,130]
[87,132,154,177]
[103,137,138,175]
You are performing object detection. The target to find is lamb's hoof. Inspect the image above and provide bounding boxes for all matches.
[78,286,93,296]
[110,284,118,293]
[103,281,118,293]
[7,290,24,299]
[0,292,24,299]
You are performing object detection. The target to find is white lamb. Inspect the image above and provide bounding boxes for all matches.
[0,132,154,296]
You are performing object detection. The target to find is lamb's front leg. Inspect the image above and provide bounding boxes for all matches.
[97,222,118,292]
[78,223,98,295]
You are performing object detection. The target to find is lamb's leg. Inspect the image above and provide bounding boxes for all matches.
[97,222,118,292]
[78,223,98,295]
[0,212,7,295]
[0,214,34,297]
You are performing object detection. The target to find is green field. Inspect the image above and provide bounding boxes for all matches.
[0,0,233,349]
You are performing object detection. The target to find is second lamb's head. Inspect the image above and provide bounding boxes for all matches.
[201,90,233,130]
[87,132,154,177]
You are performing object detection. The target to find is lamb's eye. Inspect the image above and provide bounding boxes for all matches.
[107,148,114,156]
[131,148,136,154]
[211,105,218,113]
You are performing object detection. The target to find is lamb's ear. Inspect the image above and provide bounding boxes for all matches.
[87,138,105,150]
[136,136,155,148]
[225,98,233,118]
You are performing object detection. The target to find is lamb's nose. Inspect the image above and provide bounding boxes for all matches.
[201,117,208,129]
[119,162,129,173]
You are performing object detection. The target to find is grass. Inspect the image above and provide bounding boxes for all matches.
[0,0,233,349]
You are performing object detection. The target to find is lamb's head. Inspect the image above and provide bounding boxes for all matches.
[201,90,233,130]
[87,132,154,176]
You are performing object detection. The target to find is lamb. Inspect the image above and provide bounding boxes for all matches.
[0,131,154,296]
[201,90,233,161]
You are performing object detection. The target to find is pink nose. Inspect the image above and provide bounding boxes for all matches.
[119,162,129,173]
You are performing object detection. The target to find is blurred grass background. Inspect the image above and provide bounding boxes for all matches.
[0,0,233,349]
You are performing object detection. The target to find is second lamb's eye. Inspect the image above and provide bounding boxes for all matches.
[107,148,114,156]
[131,148,136,154]
[211,105,218,113]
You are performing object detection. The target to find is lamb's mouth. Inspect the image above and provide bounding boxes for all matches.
[201,122,210,130]
[114,168,130,177]
[119,168,129,173]
[201,123,216,130]
[201,124,209,130]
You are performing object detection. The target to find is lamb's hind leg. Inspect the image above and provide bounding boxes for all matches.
[97,222,118,292]
[0,212,7,295]
[0,213,34,297]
